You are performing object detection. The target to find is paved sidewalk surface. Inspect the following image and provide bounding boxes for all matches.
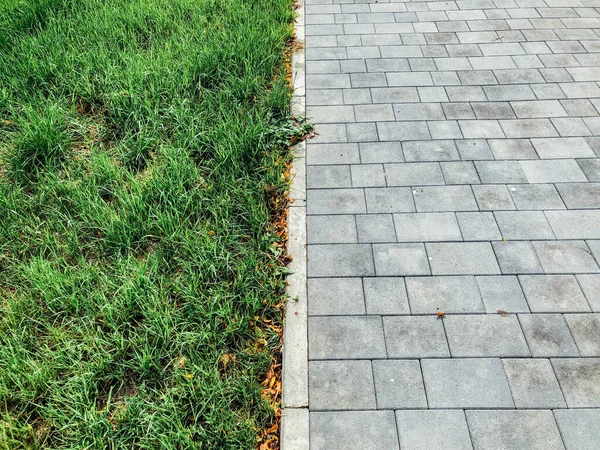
[304,0,600,448]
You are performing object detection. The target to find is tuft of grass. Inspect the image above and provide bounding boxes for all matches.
[0,0,306,448]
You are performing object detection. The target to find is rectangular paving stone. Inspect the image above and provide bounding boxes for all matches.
[413,185,479,212]
[373,243,430,276]
[519,314,579,357]
[427,242,501,275]
[365,187,415,213]
[402,141,460,162]
[494,211,555,240]
[441,161,481,184]
[554,409,600,450]
[477,275,529,313]
[533,240,600,274]
[499,119,559,138]
[311,411,400,450]
[406,276,484,314]
[393,103,445,121]
[519,275,590,312]
[308,215,357,244]
[502,359,567,409]
[308,244,375,278]
[492,241,543,274]
[359,142,404,164]
[422,358,514,408]
[372,360,427,409]
[383,316,450,358]
[309,360,376,410]
[308,278,365,316]
[556,182,600,209]
[444,314,530,357]
[511,100,567,118]
[472,185,516,210]
[546,210,600,239]
[393,213,462,242]
[363,277,410,315]
[466,410,564,450]
[475,161,528,183]
[552,358,600,408]
[531,137,595,159]
[307,105,356,123]
[307,189,366,215]
[351,164,386,187]
[307,165,352,189]
[564,314,600,357]
[307,143,360,165]
[577,274,600,312]
[377,121,431,141]
[520,160,588,183]
[308,316,386,359]
[488,139,537,159]
[384,162,444,186]
[457,211,501,240]
[578,158,600,182]
[459,120,505,138]
[395,410,473,450]
[507,184,565,210]
[356,214,396,243]
[456,139,494,159]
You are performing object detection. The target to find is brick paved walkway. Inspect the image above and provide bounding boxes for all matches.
[303,0,600,448]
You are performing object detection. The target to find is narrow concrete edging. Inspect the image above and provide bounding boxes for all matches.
[281,0,309,448]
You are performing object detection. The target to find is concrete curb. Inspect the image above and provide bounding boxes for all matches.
[281,0,309,448]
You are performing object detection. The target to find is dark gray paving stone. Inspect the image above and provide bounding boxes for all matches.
[356,214,397,243]
[444,314,530,357]
[393,213,462,242]
[532,240,600,274]
[427,242,501,275]
[492,241,543,274]
[373,243,430,276]
[309,360,376,410]
[310,411,400,450]
[552,358,600,407]
[307,215,358,244]
[564,314,600,357]
[363,277,410,315]
[396,410,473,450]
[372,360,427,409]
[308,244,374,277]
[477,275,529,313]
[466,410,565,450]
[502,359,567,409]
[308,316,386,359]
[422,358,514,408]
[383,316,450,358]
[518,314,579,357]
[519,275,590,312]
[406,276,484,314]
[308,278,365,316]
[554,409,600,450]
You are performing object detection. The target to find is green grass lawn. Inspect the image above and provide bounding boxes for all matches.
[0,0,306,447]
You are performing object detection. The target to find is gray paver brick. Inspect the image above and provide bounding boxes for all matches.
[308,215,357,244]
[308,278,365,316]
[472,184,516,210]
[356,214,396,243]
[385,162,444,186]
[307,189,365,215]
[556,182,600,209]
[373,243,431,276]
[564,314,600,357]
[552,358,600,408]
[383,315,450,357]
[307,165,352,189]
[577,274,600,312]
[351,164,386,187]
[520,159,588,183]
[519,275,590,312]
[475,161,528,184]
[554,409,600,450]
[533,240,600,274]
[308,316,386,359]
[519,314,579,357]
[456,139,494,159]
[546,210,600,239]
[456,211,501,240]
[406,275,484,314]
[488,139,538,160]
[395,410,473,450]
[422,358,514,408]
[427,242,501,275]
[377,121,431,141]
[365,187,415,213]
[532,137,595,159]
[372,360,427,408]
[502,359,567,409]
[441,161,480,184]
[577,159,600,182]
[413,185,479,212]
[359,142,404,164]
[477,275,529,313]
[307,143,360,165]
[494,211,555,240]
[308,244,374,277]
[507,184,565,210]
[346,122,378,143]
[493,241,543,274]
[363,277,410,314]
[393,212,462,242]
[402,141,459,162]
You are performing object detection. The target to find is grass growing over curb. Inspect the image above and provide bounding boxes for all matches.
[0,0,307,447]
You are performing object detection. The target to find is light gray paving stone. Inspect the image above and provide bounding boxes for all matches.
[556,182,600,209]
[309,124,348,144]
[484,84,536,101]
[561,99,598,117]
[520,160,588,183]
[385,162,444,186]
[473,102,517,120]
[511,100,567,118]
[308,316,386,359]
[387,72,434,87]
[307,105,356,124]
[307,89,344,106]
[458,69,497,85]
[393,103,445,121]
[441,162,480,184]
[552,117,593,137]
[466,410,565,450]
[383,315,450,357]
[456,139,494,159]
[554,409,600,450]
[477,275,529,312]
[365,187,416,213]
[488,139,538,159]
[351,164,386,187]
[546,210,600,239]
[308,244,375,278]
[588,240,600,262]
[533,240,600,274]
[308,278,365,316]
[428,121,464,140]
[444,314,530,357]
[346,122,378,142]
[308,215,358,244]
[406,275,484,314]
[427,242,501,275]
[372,360,427,409]
[359,142,404,164]
[577,159,600,182]
[310,411,400,450]
[422,359,514,408]
[492,241,543,274]
[552,358,600,408]
[459,120,505,138]
[418,86,450,102]
[433,72,462,86]
[396,410,473,450]
[373,243,431,276]
[377,121,431,141]
[356,214,397,243]
[363,277,410,315]
[499,118,559,138]
[413,185,479,212]
[446,86,487,101]
[564,314,600,357]
[393,213,462,242]
[475,161,528,184]
[309,360,376,410]
[577,275,600,312]
[519,314,580,357]
[354,104,395,122]
[472,184,515,210]
[307,143,360,165]
[307,165,352,189]
[307,189,366,215]
[507,184,565,210]
[502,359,567,409]
[519,275,590,312]
[532,83,567,100]
[457,212,501,240]
[343,88,371,104]
[444,103,476,120]
[494,211,555,240]
[371,87,420,104]
[402,141,459,162]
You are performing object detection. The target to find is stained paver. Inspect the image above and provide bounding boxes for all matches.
[303,0,600,447]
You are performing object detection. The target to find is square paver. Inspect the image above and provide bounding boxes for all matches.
[422,358,514,408]
[308,278,365,316]
[552,358,600,407]
[477,276,529,313]
[519,275,590,312]
[564,314,600,357]
[363,277,410,315]
[406,276,484,314]
[373,243,430,276]
[309,360,376,410]
[502,359,566,409]
[383,316,450,358]
[309,316,386,359]
[466,410,564,450]
[444,314,530,357]
[372,360,427,409]
[427,242,501,275]
[554,409,600,450]
[518,314,579,357]
[396,410,473,450]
